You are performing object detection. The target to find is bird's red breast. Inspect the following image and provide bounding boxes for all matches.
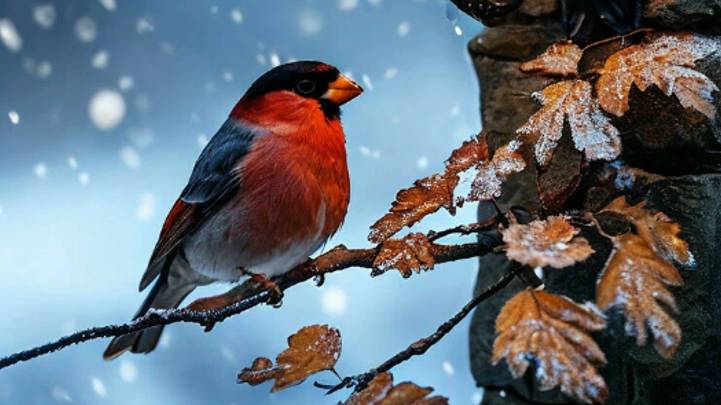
[229,91,350,256]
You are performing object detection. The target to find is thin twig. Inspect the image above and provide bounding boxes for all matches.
[325,269,517,395]
[427,216,498,242]
[0,225,502,371]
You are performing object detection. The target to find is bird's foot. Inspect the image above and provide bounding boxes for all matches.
[248,273,284,308]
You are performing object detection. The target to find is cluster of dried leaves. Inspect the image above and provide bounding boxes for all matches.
[344,372,447,405]
[596,197,694,359]
[492,202,692,403]
[518,32,719,167]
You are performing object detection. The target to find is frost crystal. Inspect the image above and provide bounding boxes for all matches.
[468,140,526,201]
[517,80,621,166]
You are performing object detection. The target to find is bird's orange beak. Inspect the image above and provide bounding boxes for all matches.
[323,74,363,105]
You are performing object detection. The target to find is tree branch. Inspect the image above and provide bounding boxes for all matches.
[0,225,502,371]
[324,268,517,395]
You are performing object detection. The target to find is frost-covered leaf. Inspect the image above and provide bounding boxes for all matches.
[373,233,435,278]
[369,134,489,243]
[596,196,692,358]
[492,289,608,404]
[520,41,583,77]
[596,32,720,118]
[517,80,621,167]
[237,325,341,392]
[502,216,594,269]
[344,372,448,405]
[468,140,526,201]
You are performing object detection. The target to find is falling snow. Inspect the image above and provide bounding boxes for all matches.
[359,145,381,159]
[99,0,117,12]
[33,5,56,29]
[416,156,429,170]
[75,17,97,43]
[68,156,78,170]
[91,50,110,69]
[118,75,134,91]
[298,9,324,35]
[136,17,154,33]
[136,192,156,221]
[397,22,410,37]
[197,134,210,148]
[270,52,281,67]
[91,377,107,397]
[78,172,90,185]
[230,8,243,24]
[361,74,374,91]
[119,360,138,383]
[442,360,455,376]
[34,163,48,178]
[8,110,19,125]
[384,67,398,79]
[321,286,348,316]
[0,19,22,52]
[36,61,52,78]
[51,387,72,403]
[89,89,126,130]
[339,0,359,11]
[119,146,141,169]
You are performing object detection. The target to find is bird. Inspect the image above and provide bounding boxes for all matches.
[103,61,362,360]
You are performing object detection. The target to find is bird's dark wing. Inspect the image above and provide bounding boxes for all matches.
[138,119,264,291]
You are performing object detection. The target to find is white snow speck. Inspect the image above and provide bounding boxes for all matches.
[118,76,134,91]
[135,95,150,112]
[222,71,234,82]
[34,163,48,178]
[471,390,484,404]
[210,5,219,14]
[442,360,455,376]
[160,42,174,55]
[416,156,429,170]
[359,145,381,159]
[256,53,267,65]
[98,0,116,12]
[454,25,463,36]
[158,331,171,349]
[338,0,359,11]
[89,89,125,130]
[361,74,373,91]
[368,0,383,5]
[129,127,154,148]
[230,8,243,24]
[78,172,90,185]
[533,266,544,280]
[449,104,460,116]
[197,134,210,148]
[270,52,281,67]
[136,192,156,221]
[136,17,154,33]
[33,5,56,29]
[220,346,238,363]
[298,9,323,35]
[36,61,52,78]
[119,146,141,169]
[8,110,19,125]
[321,286,347,316]
[499,389,507,398]
[90,377,107,398]
[0,19,22,52]
[384,67,398,80]
[397,22,410,37]
[75,17,97,43]
[68,156,78,170]
[91,50,110,69]
[119,360,138,383]
[51,386,72,402]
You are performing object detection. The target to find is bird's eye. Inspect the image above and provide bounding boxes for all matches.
[295,79,316,95]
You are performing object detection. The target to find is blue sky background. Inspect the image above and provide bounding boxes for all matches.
[0,1,488,403]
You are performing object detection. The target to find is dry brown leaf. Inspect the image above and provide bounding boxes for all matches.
[596,32,720,118]
[468,140,527,201]
[517,80,621,167]
[344,372,448,405]
[369,134,489,243]
[237,324,341,392]
[596,197,693,358]
[520,41,583,76]
[502,216,595,269]
[492,289,608,404]
[373,233,435,278]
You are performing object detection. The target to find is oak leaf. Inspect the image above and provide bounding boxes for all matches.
[596,197,693,358]
[502,216,595,269]
[596,32,720,118]
[373,233,435,278]
[492,289,608,404]
[369,134,489,243]
[237,324,341,392]
[468,140,526,201]
[517,80,621,167]
[520,41,583,77]
[344,372,448,405]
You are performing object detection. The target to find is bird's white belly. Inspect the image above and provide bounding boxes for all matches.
[182,203,326,282]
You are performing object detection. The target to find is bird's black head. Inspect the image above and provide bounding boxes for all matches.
[243,61,363,119]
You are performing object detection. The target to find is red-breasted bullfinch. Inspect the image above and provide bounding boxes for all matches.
[103,61,362,359]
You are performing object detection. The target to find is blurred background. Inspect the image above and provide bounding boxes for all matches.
[0,1,487,403]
